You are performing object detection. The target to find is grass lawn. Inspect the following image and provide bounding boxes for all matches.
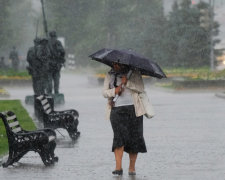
[0,69,29,77]
[0,69,30,80]
[164,68,225,80]
[0,100,36,157]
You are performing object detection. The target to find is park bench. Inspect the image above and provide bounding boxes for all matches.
[36,95,80,140]
[0,111,58,167]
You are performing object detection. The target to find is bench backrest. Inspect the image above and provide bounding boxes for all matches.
[36,95,53,114]
[0,111,22,134]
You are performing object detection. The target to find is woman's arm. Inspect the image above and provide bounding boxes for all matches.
[102,73,116,98]
[126,70,144,93]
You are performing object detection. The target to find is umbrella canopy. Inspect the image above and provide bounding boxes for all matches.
[89,48,166,79]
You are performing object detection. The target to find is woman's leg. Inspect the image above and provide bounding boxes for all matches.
[129,153,138,172]
[114,146,124,170]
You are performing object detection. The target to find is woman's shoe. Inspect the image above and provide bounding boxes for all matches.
[112,169,123,175]
[128,171,136,175]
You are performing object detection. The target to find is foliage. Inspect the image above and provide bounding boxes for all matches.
[44,0,221,68]
[164,0,220,68]
[45,0,165,66]
[94,66,225,81]
[0,0,10,53]
[0,0,222,69]
[164,67,225,80]
[0,100,36,156]
[0,0,36,56]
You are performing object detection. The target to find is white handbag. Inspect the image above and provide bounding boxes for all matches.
[139,91,155,119]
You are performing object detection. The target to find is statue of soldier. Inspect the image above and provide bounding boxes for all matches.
[9,46,20,71]
[26,38,41,95]
[47,31,65,94]
[26,38,50,95]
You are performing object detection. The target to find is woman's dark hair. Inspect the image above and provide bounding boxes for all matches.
[120,64,130,73]
[112,61,130,73]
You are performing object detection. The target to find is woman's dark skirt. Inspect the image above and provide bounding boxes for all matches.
[110,105,147,153]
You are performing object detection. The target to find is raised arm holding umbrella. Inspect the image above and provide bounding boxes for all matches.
[89,48,166,176]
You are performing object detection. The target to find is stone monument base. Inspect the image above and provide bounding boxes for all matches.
[51,93,65,105]
[25,93,65,105]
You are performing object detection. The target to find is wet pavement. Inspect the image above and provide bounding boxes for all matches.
[1,73,225,180]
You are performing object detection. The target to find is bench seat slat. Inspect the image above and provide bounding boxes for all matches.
[7,115,16,121]
[46,109,52,114]
[12,127,22,133]
[9,121,19,128]
[36,95,44,100]
[41,99,48,105]
[43,103,50,110]
[48,135,56,142]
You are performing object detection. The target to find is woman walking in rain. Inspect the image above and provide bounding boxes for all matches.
[102,62,147,176]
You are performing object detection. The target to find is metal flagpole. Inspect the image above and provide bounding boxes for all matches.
[40,0,48,38]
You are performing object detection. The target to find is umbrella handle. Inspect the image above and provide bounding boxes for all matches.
[113,94,119,102]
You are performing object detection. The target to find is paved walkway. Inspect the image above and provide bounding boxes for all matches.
[1,73,225,180]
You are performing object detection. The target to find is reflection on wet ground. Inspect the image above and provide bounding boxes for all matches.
[55,133,78,148]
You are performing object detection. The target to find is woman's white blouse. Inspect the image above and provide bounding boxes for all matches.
[114,76,134,107]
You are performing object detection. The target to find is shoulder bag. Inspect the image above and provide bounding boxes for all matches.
[139,91,155,119]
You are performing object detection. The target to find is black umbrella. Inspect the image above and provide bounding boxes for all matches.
[89,48,166,79]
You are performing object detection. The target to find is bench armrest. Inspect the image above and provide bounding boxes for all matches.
[16,130,50,143]
[54,109,79,117]
[46,112,75,122]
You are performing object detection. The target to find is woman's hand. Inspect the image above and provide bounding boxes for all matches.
[115,76,127,95]
[115,85,122,95]
[121,76,127,85]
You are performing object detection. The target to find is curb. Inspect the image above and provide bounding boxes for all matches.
[173,79,225,88]
[0,154,8,166]
[0,79,31,86]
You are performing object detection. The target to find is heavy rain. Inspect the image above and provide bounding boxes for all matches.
[0,0,225,179]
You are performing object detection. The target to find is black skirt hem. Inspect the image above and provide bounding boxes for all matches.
[110,105,147,154]
[112,146,147,154]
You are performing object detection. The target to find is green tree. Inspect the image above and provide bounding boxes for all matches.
[45,0,106,65]
[0,0,11,52]
[44,0,165,66]
[163,1,180,67]
[0,0,37,57]
[165,0,220,68]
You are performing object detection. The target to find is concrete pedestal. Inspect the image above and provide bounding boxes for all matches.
[25,93,65,105]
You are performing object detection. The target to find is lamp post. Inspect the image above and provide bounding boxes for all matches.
[209,0,215,71]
